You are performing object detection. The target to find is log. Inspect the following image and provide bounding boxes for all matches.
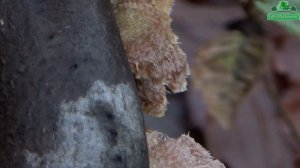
[0,0,149,167]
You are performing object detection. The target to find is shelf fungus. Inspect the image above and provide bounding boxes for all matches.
[192,31,266,128]
[111,0,190,117]
[146,130,226,168]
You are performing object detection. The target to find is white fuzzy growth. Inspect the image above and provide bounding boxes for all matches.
[0,19,4,26]
[25,80,140,168]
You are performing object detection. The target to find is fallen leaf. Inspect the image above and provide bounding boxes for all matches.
[192,31,266,128]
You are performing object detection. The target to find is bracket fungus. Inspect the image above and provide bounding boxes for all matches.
[111,0,190,116]
[146,130,226,168]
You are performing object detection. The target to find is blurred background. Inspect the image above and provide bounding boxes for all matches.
[144,0,300,168]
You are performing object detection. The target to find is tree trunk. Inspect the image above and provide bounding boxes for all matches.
[0,0,149,167]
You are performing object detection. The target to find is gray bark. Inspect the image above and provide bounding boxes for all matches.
[0,0,149,167]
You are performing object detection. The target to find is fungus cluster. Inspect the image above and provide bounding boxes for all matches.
[110,1,226,167]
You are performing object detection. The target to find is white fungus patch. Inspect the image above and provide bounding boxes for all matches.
[0,19,4,26]
[25,80,141,167]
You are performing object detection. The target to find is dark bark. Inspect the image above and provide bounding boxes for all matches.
[0,0,149,167]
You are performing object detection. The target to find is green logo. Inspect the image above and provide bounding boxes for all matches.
[272,0,297,11]
[267,0,300,21]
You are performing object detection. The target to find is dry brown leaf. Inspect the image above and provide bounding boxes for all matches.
[111,0,190,117]
[192,31,266,128]
[146,130,226,168]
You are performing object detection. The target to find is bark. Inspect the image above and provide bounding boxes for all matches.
[0,0,148,167]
